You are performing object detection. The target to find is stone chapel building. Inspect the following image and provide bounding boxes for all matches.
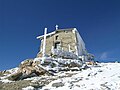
[36,26,93,60]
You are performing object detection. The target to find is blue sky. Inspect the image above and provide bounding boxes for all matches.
[0,0,120,70]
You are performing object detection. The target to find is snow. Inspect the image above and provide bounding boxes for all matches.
[33,57,82,72]
[22,86,35,90]
[0,68,19,83]
[41,62,120,90]
[1,58,120,90]
[51,49,78,59]
[0,79,14,83]
[7,67,19,74]
[74,28,87,56]
[0,67,19,79]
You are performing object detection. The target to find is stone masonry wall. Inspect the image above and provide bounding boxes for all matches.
[37,30,77,57]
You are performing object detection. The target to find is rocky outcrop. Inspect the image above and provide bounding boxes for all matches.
[6,57,83,81]
[7,59,53,81]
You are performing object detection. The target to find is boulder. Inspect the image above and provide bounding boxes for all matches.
[7,59,53,81]
[52,82,64,87]
[7,71,22,81]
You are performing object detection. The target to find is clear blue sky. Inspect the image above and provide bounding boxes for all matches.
[0,0,120,70]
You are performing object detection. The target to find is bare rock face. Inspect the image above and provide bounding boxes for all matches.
[63,62,81,68]
[52,82,64,87]
[6,58,83,81]
[7,59,52,81]
[0,70,11,77]
[7,72,22,81]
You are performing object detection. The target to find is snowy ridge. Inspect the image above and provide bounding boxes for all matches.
[1,59,120,90]
[41,63,120,90]
[21,62,120,90]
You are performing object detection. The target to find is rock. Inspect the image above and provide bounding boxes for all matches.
[19,59,34,68]
[30,81,44,88]
[81,64,89,70]
[69,62,81,68]
[0,70,11,77]
[0,71,4,77]
[21,59,52,74]
[0,80,31,90]
[7,59,53,81]
[36,52,43,58]
[52,82,64,87]
[7,71,22,81]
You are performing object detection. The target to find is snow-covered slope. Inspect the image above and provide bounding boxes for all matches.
[40,62,120,90]
[1,62,120,90]
[22,62,120,90]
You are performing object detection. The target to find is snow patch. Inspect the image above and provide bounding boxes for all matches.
[22,86,35,90]
[0,79,14,83]
[41,63,120,90]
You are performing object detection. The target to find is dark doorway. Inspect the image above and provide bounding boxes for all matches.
[54,42,61,49]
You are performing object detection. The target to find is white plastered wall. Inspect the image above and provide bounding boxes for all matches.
[73,28,87,56]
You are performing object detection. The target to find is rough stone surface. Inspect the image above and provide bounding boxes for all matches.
[37,30,78,57]
[0,80,31,90]
[52,82,64,87]
[0,70,11,77]
[7,72,22,81]
[7,59,52,81]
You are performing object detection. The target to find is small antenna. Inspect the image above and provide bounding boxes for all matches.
[55,25,58,30]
